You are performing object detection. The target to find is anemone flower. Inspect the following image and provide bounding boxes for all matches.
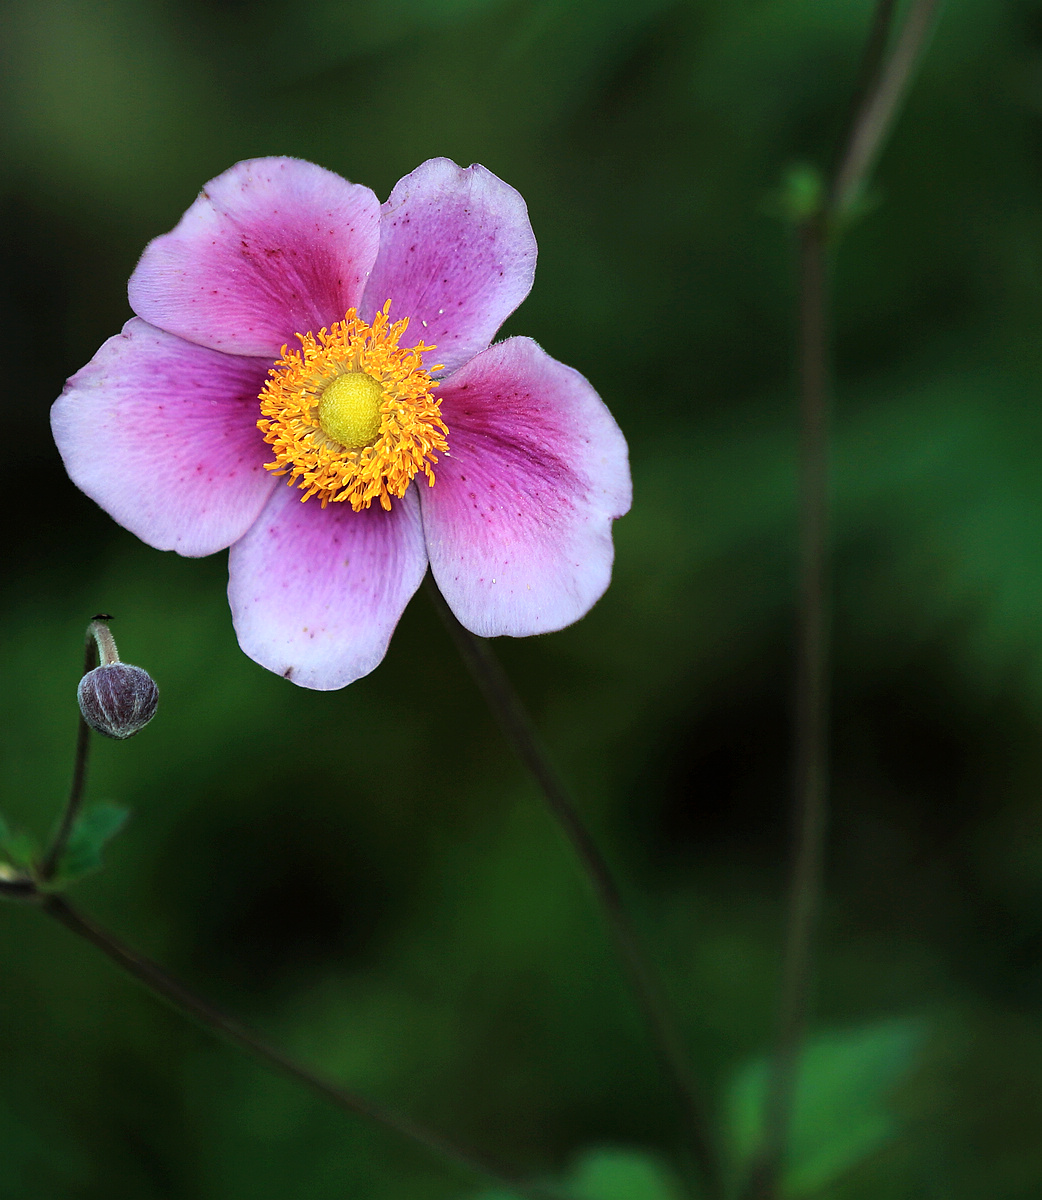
[52,157,632,689]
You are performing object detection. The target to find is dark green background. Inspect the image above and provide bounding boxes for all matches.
[3,0,1042,1195]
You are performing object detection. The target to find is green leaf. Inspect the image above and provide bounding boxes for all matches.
[0,812,34,893]
[54,803,130,882]
[726,1018,925,1197]
[568,1149,687,1200]
[470,1147,687,1200]
[0,829,41,870]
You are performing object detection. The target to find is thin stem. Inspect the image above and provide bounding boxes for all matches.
[425,578,722,1200]
[745,2,945,1196]
[90,618,121,666]
[831,0,944,217]
[38,624,101,882]
[831,0,900,182]
[38,893,566,1200]
[25,624,562,1197]
[742,217,831,1200]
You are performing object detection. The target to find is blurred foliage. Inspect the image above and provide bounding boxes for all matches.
[5,0,1042,1197]
[475,1146,687,1199]
[52,802,131,885]
[726,1019,924,1196]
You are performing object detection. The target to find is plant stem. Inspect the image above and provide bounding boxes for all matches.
[832,0,944,217]
[425,579,722,1200]
[23,623,564,1197]
[831,0,900,185]
[38,623,101,882]
[745,2,944,1196]
[38,893,567,1200]
[743,216,831,1200]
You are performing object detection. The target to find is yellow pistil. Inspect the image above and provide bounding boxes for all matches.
[258,301,448,511]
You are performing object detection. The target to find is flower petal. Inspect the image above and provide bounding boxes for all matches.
[51,318,276,557]
[420,337,631,636]
[129,157,381,358]
[228,484,428,690]
[361,159,536,376]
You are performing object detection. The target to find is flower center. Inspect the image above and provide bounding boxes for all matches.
[258,301,448,512]
[317,372,383,449]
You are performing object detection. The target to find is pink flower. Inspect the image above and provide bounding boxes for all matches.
[52,158,632,689]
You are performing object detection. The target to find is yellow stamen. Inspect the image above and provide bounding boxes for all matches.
[258,301,448,511]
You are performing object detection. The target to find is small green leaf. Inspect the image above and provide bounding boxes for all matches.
[764,163,825,224]
[469,1147,687,1200]
[726,1018,925,1197]
[569,1149,687,1200]
[1,830,41,870]
[55,803,130,882]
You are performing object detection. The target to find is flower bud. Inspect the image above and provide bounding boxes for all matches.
[77,663,159,740]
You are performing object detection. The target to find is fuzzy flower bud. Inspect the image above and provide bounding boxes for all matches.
[78,663,159,739]
[76,617,158,739]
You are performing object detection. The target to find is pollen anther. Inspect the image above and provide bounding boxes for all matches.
[258,301,448,511]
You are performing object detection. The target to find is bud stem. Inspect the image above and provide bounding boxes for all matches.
[89,617,121,666]
[38,620,107,883]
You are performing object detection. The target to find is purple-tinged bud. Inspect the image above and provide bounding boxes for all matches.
[77,663,159,740]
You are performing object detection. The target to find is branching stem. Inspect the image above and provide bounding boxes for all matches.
[22,622,568,1200]
[37,894,566,1200]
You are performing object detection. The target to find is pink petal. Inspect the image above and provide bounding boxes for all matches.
[51,318,276,557]
[228,483,428,690]
[419,337,631,636]
[361,159,536,376]
[129,157,381,358]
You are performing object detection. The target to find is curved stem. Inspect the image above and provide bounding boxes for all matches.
[38,893,566,1200]
[425,579,722,1200]
[38,624,101,882]
[23,622,565,1197]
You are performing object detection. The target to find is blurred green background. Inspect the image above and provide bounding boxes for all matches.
[4,0,1042,1195]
